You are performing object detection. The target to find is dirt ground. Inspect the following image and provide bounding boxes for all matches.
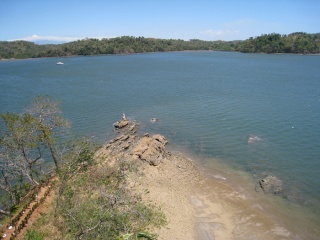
[1,178,56,240]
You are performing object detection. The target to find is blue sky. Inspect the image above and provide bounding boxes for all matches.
[0,0,319,43]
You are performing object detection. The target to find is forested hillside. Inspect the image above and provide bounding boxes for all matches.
[0,37,238,59]
[237,32,320,54]
[0,32,319,59]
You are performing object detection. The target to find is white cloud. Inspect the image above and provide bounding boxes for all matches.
[10,34,82,43]
[201,29,240,37]
[9,34,114,43]
[200,19,255,40]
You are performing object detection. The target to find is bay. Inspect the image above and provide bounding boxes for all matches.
[1,51,320,237]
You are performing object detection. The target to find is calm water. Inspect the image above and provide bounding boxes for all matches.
[1,52,320,236]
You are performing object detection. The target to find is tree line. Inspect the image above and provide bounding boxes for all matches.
[0,32,319,59]
[237,32,320,54]
[0,36,238,59]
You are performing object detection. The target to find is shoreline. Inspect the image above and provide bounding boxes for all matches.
[143,152,320,239]
[165,142,320,239]
[3,117,319,239]
[2,50,320,62]
[99,118,320,239]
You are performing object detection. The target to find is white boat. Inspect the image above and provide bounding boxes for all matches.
[56,56,64,65]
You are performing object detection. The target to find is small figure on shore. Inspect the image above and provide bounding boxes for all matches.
[122,113,127,120]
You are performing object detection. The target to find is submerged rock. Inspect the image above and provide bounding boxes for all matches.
[247,134,262,144]
[259,175,283,194]
[150,118,159,122]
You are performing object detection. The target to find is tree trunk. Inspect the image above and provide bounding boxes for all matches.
[48,143,59,170]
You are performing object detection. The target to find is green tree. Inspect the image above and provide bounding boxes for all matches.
[26,95,70,169]
[0,96,69,211]
[0,112,42,186]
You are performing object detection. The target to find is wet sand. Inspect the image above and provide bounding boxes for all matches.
[98,118,320,239]
[133,151,296,240]
[131,149,319,239]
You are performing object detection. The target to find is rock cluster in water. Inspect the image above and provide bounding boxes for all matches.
[113,114,130,129]
[259,175,283,194]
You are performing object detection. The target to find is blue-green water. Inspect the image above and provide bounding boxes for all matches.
[1,52,320,235]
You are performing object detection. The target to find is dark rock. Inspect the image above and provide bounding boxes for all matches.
[113,119,129,129]
[152,134,168,145]
[259,175,283,194]
[150,118,159,122]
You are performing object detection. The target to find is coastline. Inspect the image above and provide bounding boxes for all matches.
[2,51,320,239]
[2,50,320,63]
[3,117,319,239]
[97,118,320,239]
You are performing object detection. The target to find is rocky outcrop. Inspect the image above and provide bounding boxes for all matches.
[259,176,283,194]
[106,116,168,166]
[113,114,130,129]
[131,134,167,166]
[105,116,139,154]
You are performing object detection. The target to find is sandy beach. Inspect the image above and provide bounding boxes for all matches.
[95,117,315,240]
[130,150,294,240]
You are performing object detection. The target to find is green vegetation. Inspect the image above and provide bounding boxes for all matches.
[52,150,166,239]
[20,129,166,239]
[24,229,44,240]
[0,36,239,59]
[237,32,320,54]
[1,33,319,59]
[0,96,69,209]
[1,96,167,239]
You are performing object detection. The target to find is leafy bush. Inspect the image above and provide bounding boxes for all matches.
[55,154,166,239]
[24,229,44,240]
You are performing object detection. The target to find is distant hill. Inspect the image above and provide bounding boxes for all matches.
[1,33,319,59]
[237,32,320,54]
[0,37,238,59]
